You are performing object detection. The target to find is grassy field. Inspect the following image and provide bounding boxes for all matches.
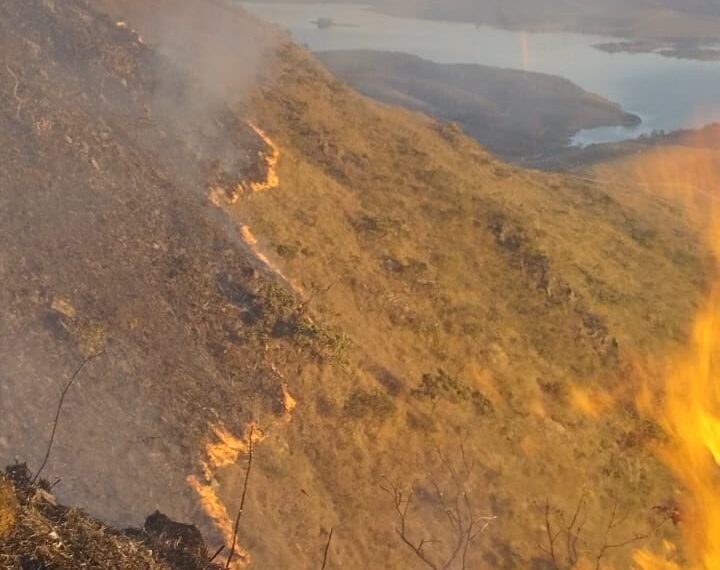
[206,37,711,568]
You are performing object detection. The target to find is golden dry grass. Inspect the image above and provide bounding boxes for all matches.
[0,476,17,539]
[192,41,713,568]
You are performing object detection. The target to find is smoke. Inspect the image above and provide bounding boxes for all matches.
[94,0,286,175]
[126,1,280,107]
[99,0,281,102]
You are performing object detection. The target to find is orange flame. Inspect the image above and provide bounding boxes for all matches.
[248,123,280,193]
[239,224,304,294]
[188,423,265,568]
[188,388,296,567]
[207,120,280,206]
[634,285,720,569]
[620,137,720,569]
[206,121,302,294]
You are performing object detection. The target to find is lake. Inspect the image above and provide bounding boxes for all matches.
[241,2,720,146]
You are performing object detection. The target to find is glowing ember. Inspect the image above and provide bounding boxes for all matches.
[281,385,297,418]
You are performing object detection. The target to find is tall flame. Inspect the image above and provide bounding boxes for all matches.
[634,286,720,569]
[613,137,720,569]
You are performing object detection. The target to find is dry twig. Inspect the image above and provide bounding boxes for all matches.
[381,446,495,570]
[593,494,669,570]
[33,351,105,484]
[4,60,26,120]
[320,527,334,570]
[225,425,256,569]
[540,491,669,570]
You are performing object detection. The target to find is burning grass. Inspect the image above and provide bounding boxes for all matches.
[634,290,720,569]
[592,133,720,569]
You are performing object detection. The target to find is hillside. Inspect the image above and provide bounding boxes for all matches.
[0,0,712,569]
[316,50,639,160]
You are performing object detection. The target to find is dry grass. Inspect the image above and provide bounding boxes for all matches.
[0,466,223,570]
[0,476,17,539]
[0,468,168,570]
[203,41,710,568]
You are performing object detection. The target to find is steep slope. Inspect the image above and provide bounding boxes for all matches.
[209,23,708,570]
[0,0,327,554]
[0,1,712,569]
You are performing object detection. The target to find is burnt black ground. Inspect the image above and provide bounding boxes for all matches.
[0,0,297,533]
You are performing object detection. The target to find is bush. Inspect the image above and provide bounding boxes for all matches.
[412,369,470,403]
[412,369,494,416]
[345,389,396,420]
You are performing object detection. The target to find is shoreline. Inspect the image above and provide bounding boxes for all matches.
[594,40,720,62]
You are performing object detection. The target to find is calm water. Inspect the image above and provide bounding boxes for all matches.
[242,2,720,146]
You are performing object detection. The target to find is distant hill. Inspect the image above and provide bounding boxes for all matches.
[317,49,639,160]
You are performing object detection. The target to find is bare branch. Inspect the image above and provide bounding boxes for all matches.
[385,445,495,570]
[206,545,225,568]
[543,498,558,564]
[225,424,256,569]
[33,351,105,484]
[4,60,26,120]
[320,527,334,570]
[542,491,670,570]
[390,484,439,570]
[594,501,669,570]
